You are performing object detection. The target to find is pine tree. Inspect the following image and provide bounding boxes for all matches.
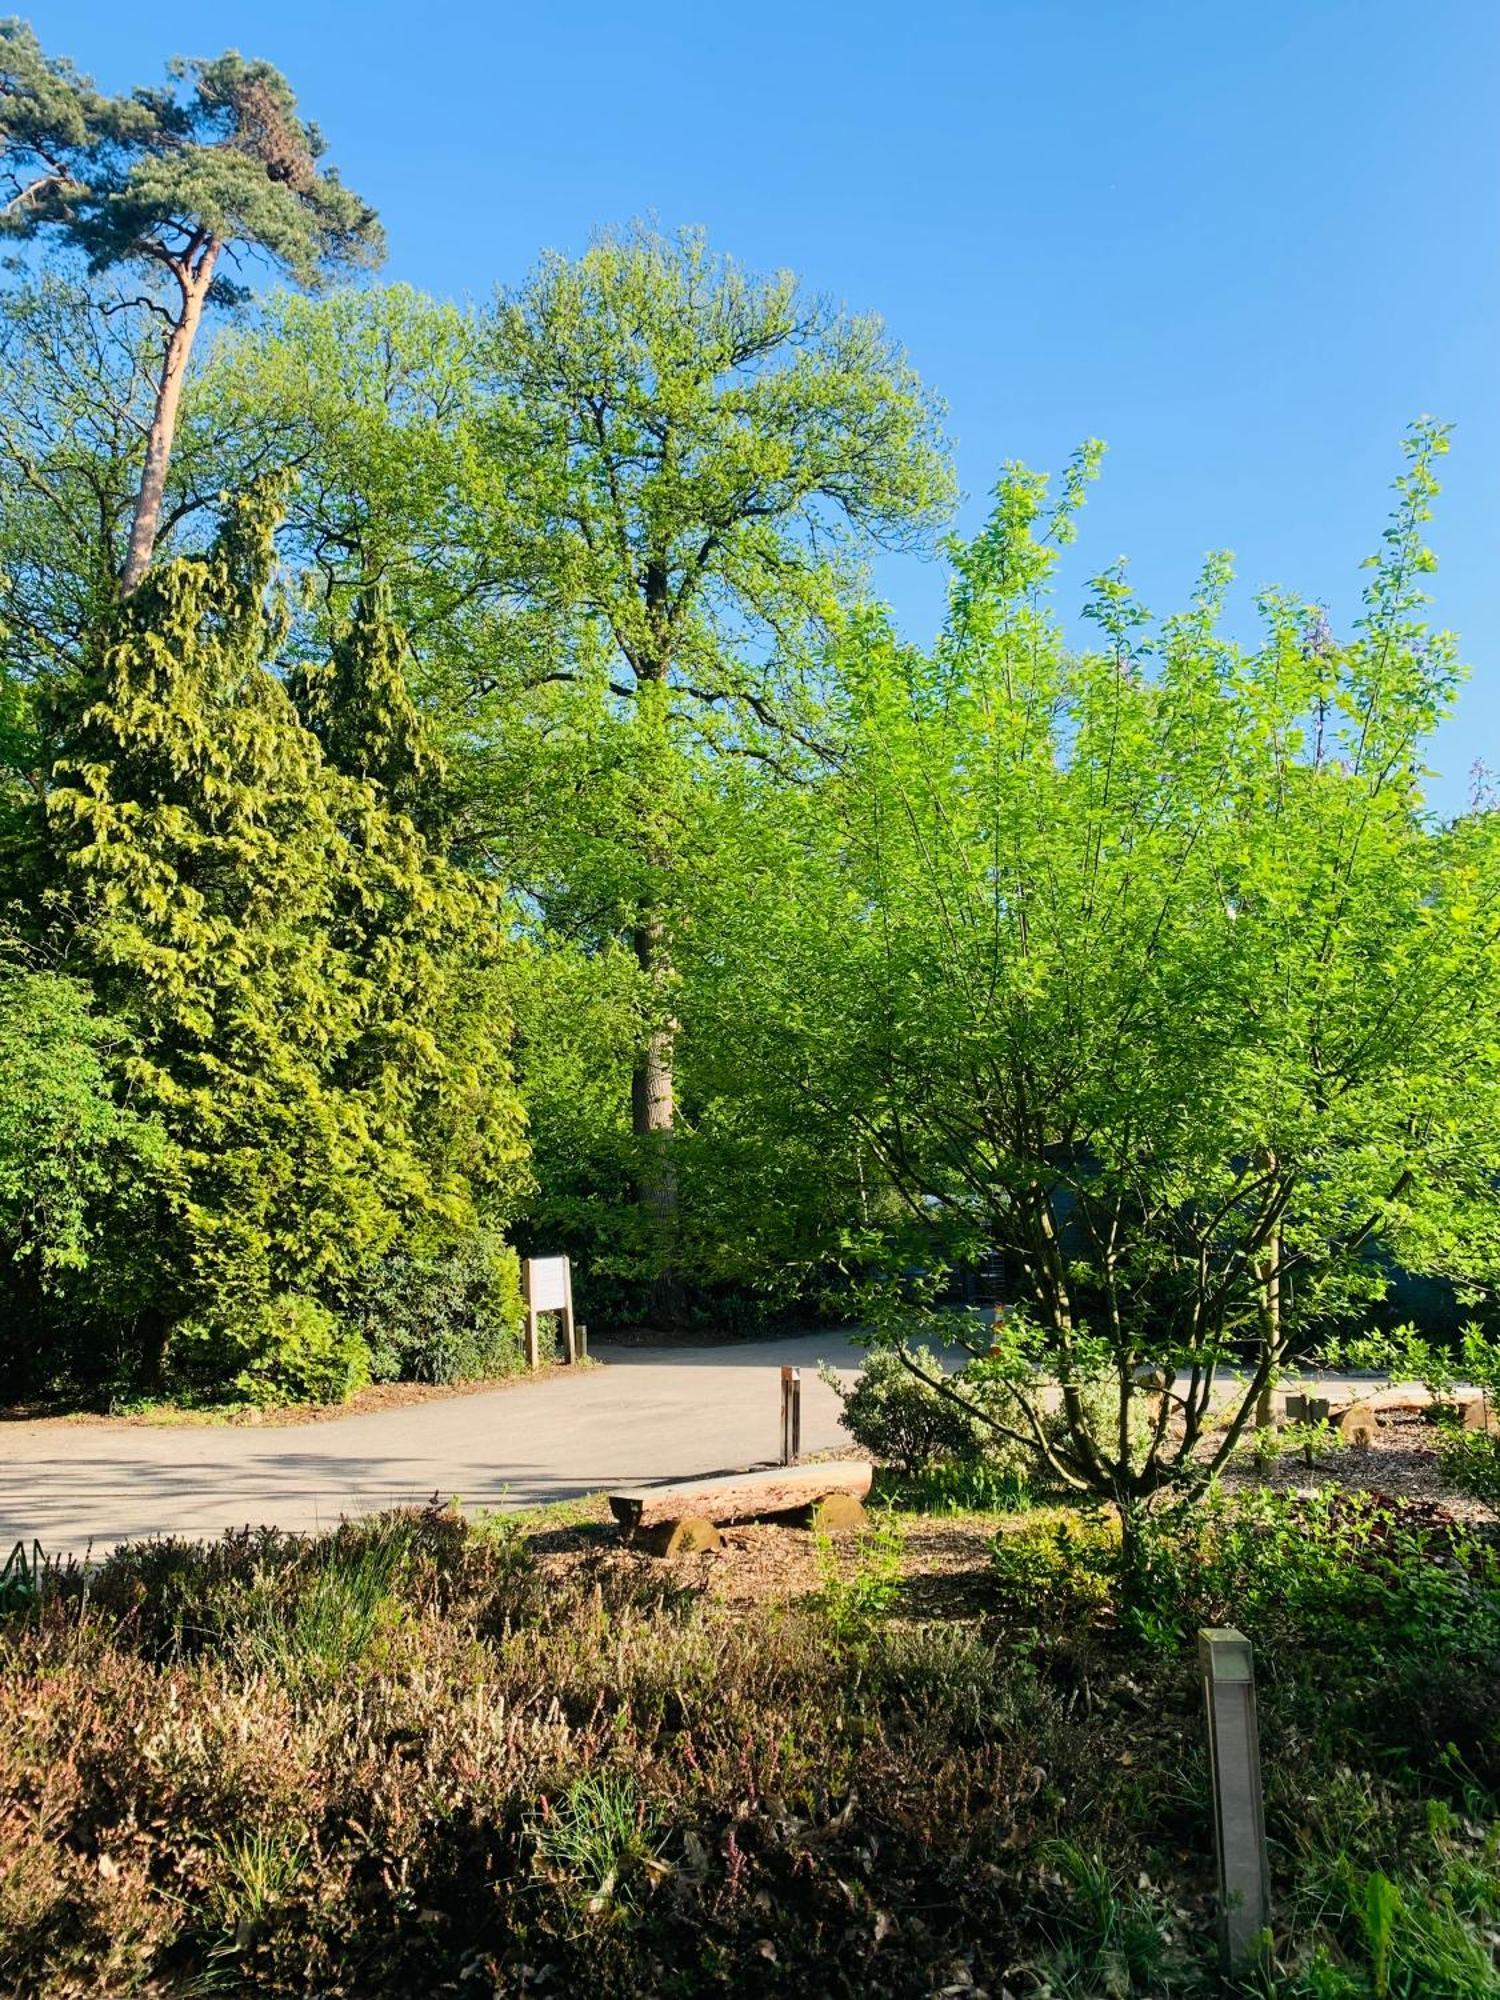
[0,23,383,593]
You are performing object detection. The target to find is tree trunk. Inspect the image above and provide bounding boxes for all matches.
[1254,1218,1281,1431]
[632,912,683,1324]
[120,254,216,596]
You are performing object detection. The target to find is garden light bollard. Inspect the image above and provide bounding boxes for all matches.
[780,1365,801,1466]
[1198,1626,1272,1976]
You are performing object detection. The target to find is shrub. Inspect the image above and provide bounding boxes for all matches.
[829,1345,1032,1476]
[172,1294,372,1406]
[989,1510,1118,1623]
[345,1228,525,1385]
[1439,1429,1500,1507]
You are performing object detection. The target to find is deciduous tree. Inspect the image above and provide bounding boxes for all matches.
[710,423,1500,1570]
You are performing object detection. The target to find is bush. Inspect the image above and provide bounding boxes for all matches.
[827,1346,988,1474]
[173,1294,372,1406]
[344,1228,525,1385]
[1440,1429,1500,1507]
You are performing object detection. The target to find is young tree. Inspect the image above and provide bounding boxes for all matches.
[710,423,1500,1572]
[0,20,382,593]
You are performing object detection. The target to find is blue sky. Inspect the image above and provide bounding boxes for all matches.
[33,0,1500,806]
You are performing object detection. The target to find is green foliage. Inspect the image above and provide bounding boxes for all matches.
[201,231,953,1314]
[825,1345,984,1475]
[812,1508,906,1638]
[1336,1320,1500,1404]
[989,1512,1119,1623]
[531,1772,666,1927]
[0,25,383,287]
[0,966,163,1277]
[1439,1430,1500,1507]
[0,488,527,1397]
[875,1457,1033,1515]
[172,1294,373,1407]
[708,422,1500,1532]
[343,1228,525,1386]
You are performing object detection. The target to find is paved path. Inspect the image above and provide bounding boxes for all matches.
[0,1333,865,1558]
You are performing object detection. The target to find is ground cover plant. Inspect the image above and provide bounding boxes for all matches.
[1,1483,1496,1998]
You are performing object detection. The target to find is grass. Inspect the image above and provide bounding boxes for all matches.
[0,1490,1495,1995]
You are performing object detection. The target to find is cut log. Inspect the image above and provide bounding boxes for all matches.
[804,1491,868,1534]
[1336,1401,1377,1447]
[609,1461,873,1534]
[637,1517,722,1557]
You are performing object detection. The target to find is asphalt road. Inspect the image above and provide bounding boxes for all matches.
[0,1333,866,1558]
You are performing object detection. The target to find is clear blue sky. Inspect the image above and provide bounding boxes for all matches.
[33,0,1500,806]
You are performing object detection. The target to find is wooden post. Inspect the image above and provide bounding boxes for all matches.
[1199,1627,1271,1976]
[780,1366,801,1466]
[561,1258,577,1364]
[521,1259,540,1372]
[576,1322,589,1361]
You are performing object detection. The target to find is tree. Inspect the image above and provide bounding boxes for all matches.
[0,20,383,593]
[28,486,526,1397]
[710,422,1500,1573]
[197,233,952,1315]
[474,225,952,1310]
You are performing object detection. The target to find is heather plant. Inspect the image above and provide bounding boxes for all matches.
[0,1497,1495,1995]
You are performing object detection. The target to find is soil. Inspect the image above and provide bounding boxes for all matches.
[515,1411,1497,1613]
[1218,1405,1495,1524]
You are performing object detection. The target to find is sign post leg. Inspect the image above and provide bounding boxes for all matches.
[561,1258,577,1365]
[521,1258,539,1372]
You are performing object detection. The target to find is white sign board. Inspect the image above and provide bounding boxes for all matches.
[525,1256,569,1313]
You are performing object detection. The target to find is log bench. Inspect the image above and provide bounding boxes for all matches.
[608,1461,874,1556]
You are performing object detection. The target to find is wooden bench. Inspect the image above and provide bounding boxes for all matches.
[608,1461,874,1555]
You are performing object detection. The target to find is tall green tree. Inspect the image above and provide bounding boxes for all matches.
[476,226,952,1309]
[710,423,1500,1566]
[0,19,383,593]
[32,487,526,1396]
[197,231,953,1314]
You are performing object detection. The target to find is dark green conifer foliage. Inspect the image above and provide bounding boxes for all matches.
[41,490,526,1398]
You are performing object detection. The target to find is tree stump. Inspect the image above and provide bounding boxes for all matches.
[1337,1402,1377,1447]
[636,1516,722,1557]
[804,1492,868,1534]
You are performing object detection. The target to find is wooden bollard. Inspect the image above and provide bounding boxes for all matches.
[1199,1627,1271,1975]
[780,1366,801,1466]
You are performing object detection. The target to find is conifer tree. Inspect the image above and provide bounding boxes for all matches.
[0,20,383,593]
[43,489,525,1397]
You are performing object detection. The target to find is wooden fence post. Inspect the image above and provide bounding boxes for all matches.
[561,1257,577,1364]
[1199,1626,1271,1975]
[780,1366,801,1466]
